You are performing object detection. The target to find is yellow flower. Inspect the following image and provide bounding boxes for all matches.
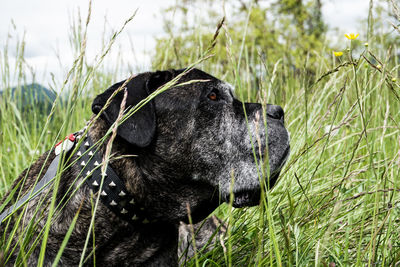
[392,77,397,82]
[376,64,382,70]
[345,33,359,40]
[333,51,343,57]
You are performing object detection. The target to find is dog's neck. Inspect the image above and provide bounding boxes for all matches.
[86,117,148,211]
[87,116,219,224]
[86,117,185,222]
[81,117,180,265]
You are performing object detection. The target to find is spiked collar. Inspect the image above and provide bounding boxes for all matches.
[72,131,152,225]
[0,128,153,226]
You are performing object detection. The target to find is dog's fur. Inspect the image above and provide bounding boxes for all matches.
[0,68,289,266]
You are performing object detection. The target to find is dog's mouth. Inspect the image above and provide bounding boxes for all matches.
[226,168,282,208]
[230,189,261,208]
[225,143,290,208]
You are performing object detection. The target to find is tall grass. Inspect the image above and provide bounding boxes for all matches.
[1,1,400,266]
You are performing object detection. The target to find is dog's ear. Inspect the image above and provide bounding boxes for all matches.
[146,70,176,93]
[91,71,177,147]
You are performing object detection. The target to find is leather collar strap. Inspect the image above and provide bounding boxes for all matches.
[0,153,62,224]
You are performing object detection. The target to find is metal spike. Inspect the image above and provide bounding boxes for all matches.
[132,215,138,221]
[110,200,117,206]
[121,208,128,214]
[101,172,108,177]
[86,170,91,177]
[80,161,86,166]
[118,191,126,197]
[84,141,90,147]
[92,180,99,186]
[109,181,116,187]
[142,218,150,224]
[77,151,82,156]
[129,199,135,205]
[88,151,94,156]
[100,190,107,196]
[94,161,100,166]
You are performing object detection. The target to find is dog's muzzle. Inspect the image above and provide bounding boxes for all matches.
[231,109,290,208]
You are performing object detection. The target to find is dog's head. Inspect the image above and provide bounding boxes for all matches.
[92,68,289,221]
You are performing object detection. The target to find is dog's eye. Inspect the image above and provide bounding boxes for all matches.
[208,92,217,101]
[207,90,219,101]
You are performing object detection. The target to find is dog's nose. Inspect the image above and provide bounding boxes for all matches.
[267,104,284,122]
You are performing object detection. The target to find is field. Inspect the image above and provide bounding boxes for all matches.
[1,1,400,266]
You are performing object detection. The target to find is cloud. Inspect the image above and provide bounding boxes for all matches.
[0,0,173,87]
[322,0,369,32]
[0,0,370,87]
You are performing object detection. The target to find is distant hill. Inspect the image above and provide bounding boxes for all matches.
[0,83,56,113]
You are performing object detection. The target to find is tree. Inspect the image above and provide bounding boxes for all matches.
[152,0,328,87]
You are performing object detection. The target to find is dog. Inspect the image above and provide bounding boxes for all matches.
[0,68,290,266]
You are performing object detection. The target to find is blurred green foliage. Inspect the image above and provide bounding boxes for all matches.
[152,0,400,91]
[153,0,327,81]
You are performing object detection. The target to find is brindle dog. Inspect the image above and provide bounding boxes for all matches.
[0,68,289,266]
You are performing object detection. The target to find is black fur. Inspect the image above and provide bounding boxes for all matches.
[1,68,289,266]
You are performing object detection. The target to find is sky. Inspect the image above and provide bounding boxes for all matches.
[0,0,370,88]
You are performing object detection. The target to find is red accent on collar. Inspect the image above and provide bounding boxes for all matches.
[55,134,75,148]
[68,133,76,142]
